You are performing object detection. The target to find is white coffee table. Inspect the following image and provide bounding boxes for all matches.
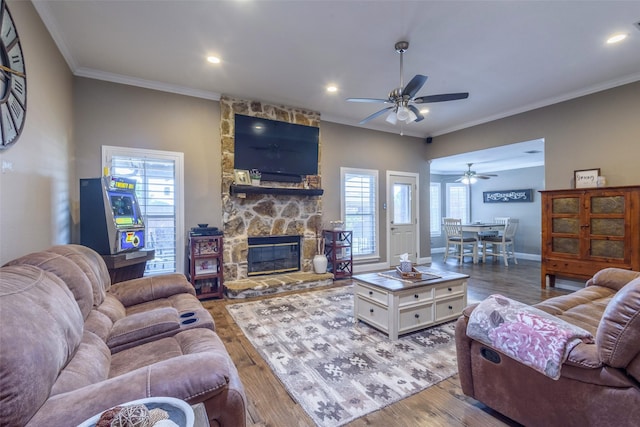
[353,267,469,340]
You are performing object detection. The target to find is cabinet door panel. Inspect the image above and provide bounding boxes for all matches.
[591,240,625,259]
[552,197,580,214]
[591,218,625,236]
[552,237,580,254]
[552,218,579,234]
[590,196,625,214]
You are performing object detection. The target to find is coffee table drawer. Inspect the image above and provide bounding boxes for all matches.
[398,288,433,307]
[435,296,465,322]
[434,281,465,299]
[356,297,389,331]
[355,283,388,305]
[398,304,434,332]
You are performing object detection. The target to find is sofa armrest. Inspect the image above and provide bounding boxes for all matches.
[27,350,239,426]
[586,268,640,291]
[109,273,196,306]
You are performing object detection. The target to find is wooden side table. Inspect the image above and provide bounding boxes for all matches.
[101,249,155,283]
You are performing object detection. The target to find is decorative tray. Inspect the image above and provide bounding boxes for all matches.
[395,266,423,279]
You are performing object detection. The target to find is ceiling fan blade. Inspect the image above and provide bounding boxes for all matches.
[476,176,492,180]
[401,75,428,98]
[359,106,394,124]
[477,174,498,178]
[346,98,390,103]
[407,104,424,122]
[414,92,469,103]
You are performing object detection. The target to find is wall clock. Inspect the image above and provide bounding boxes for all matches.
[0,0,26,150]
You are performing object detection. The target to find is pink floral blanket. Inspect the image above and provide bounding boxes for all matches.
[466,294,593,380]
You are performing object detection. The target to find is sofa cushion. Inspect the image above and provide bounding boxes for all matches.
[47,244,111,305]
[4,250,95,319]
[596,277,640,371]
[0,265,83,427]
[586,268,640,292]
[109,273,196,306]
[51,331,111,396]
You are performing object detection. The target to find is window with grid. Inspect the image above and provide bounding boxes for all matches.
[341,168,378,259]
[430,182,442,236]
[102,146,184,275]
[446,182,469,224]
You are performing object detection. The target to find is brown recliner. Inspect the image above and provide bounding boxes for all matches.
[455,268,640,427]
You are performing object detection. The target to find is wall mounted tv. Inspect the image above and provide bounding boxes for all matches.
[234,114,319,183]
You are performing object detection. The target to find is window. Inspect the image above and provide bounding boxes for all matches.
[341,168,378,259]
[446,183,469,224]
[430,182,442,236]
[102,146,184,275]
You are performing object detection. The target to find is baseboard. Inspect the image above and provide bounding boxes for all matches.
[430,247,541,262]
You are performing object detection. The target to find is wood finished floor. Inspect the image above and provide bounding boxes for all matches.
[202,259,583,427]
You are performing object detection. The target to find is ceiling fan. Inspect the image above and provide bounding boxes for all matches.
[347,41,469,125]
[456,163,498,184]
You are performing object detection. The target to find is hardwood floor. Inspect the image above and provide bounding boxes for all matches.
[202,259,583,427]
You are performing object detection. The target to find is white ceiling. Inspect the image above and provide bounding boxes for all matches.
[33,1,640,170]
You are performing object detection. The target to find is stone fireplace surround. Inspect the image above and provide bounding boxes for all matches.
[220,96,324,283]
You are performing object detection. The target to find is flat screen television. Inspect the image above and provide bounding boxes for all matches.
[234,114,319,182]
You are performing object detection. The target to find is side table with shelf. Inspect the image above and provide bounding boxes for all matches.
[188,234,224,299]
[323,229,353,278]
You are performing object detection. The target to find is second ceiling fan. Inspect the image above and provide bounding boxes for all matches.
[456,163,498,184]
[347,41,469,125]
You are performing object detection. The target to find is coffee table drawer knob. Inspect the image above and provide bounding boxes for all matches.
[448,287,452,292]
[414,294,419,299]
[370,308,374,313]
[414,313,420,319]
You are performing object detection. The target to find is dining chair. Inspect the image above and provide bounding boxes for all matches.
[443,218,478,264]
[482,218,519,266]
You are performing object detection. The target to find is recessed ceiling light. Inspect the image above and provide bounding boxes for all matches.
[326,85,338,93]
[606,33,627,44]
[207,56,221,64]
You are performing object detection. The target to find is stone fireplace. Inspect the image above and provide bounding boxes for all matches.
[247,235,301,276]
[220,96,323,282]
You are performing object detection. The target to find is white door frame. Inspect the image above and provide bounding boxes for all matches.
[386,170,420,268]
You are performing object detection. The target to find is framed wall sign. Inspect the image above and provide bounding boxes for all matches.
[234,169,251,185]
[574,168,600,188]
[483,189,534,203]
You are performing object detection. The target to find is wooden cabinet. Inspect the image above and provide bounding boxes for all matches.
[540,186,640,288]
[188,234,224,299]
[323,230,353,278]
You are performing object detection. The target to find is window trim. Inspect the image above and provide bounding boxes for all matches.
[430,181,442,237]
[102,145,185,274]
[340,167,379,261]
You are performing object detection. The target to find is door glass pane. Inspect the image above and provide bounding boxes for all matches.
[591,196,625,214]
[393,183,412,225]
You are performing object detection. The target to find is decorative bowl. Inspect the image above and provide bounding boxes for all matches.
[197,223,208,228]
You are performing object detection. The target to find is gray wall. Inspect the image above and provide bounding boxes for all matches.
[0,1,74,264]
[427,82,640,190]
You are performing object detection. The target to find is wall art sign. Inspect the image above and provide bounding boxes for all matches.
[574,168,600,188]
[483,189,533,203]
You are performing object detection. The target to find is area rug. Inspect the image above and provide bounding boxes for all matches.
[226,285,458,426]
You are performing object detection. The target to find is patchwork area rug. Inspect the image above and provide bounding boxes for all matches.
[226,285,458,426]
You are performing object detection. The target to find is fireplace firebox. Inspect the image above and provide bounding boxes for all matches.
[247,235,301,276]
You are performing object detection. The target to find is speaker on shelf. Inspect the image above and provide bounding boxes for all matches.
[426,137,433,144]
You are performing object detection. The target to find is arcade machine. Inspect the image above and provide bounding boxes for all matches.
[80,176,153,282]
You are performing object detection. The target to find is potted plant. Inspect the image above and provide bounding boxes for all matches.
[250,169,261,186]
[313,224,327,274]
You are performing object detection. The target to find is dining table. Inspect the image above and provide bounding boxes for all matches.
[461,223,505,243]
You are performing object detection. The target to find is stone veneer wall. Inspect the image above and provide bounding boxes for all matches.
[220,96,323,282]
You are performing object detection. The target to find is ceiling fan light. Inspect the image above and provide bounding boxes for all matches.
[385,110,398,124]
[396,106,410,121]
[470,177,478,184]
[405,109,417,123]
[461,177,470,185]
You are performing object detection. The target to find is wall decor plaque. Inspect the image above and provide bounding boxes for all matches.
[483,189,533,203]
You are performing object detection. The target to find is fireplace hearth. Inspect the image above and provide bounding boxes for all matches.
[247,235,301,276]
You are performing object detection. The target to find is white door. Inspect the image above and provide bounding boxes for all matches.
[388,172,418,266]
